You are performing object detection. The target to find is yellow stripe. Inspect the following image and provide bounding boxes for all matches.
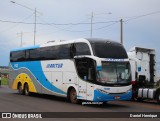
[12,73,37,93]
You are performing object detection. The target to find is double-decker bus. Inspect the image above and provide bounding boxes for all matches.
[9,38,132,103]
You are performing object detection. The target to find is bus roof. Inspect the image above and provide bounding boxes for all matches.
[10,38,121,52]
[86,38,121,45]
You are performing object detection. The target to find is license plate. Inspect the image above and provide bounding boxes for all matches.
[114,96,120,99]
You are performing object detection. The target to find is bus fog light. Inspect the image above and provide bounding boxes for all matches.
[126,88,132,93]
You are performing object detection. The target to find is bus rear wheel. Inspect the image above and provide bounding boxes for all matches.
[69,88,78,104]
[24,83,30,96]
[18,83,23,95]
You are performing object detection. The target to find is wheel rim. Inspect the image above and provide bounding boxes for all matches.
[25,85,29,95]
[70,89,77,103]
[18,85,22,94]
[71,92,76,100]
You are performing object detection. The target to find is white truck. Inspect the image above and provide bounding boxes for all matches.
[128,47,160,104]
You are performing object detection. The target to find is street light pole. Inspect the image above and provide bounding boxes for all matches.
[120,19,123,45]
[10,1,41,45]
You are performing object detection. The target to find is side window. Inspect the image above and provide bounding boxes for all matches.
[75,43,91,56]
[10,51,26,62]
[41,47,51,60]
[25,50,30,61]
[40,46,59,60]
[29,48,40,61]
[52,46,60,60]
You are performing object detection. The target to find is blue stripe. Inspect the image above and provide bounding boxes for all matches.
[97,66,102,71]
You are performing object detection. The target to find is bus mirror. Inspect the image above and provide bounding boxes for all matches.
[88,68,94,81]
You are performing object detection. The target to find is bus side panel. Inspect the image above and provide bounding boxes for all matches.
[9,62,67,97]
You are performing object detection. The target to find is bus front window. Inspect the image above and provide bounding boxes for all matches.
[97,62,131,85]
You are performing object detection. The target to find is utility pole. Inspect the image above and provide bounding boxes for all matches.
[120,19,123,45]
[34,8,37,45]
[89,12,112,38]
[91,12,93,38]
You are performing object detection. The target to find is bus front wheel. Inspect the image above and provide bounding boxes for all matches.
[24,83,30,96]
[69,88,78,104]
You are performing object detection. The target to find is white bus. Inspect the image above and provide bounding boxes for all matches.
[9,38,132,103]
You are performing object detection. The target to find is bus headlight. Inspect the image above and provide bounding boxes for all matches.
[97,89,109,94]
[126,88,132,93]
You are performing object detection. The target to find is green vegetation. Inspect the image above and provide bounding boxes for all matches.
[1,77,8,85]
[0,70,9,85]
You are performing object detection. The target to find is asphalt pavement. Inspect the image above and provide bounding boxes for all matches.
[0,86,159,121]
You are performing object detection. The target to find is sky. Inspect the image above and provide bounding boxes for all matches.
[0,0,160,75]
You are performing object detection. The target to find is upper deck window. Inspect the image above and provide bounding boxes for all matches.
[10,44,73,62]
[91,42,128,59]
[10,50,26,62]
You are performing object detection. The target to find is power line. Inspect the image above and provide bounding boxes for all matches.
[0,19,118,25]
[0,10,159,26]
[92,21,119,30]
[0,19,119,32]
[125,10,160,22]
[37,20,119,33]
[0,10,159,35]
[0,13,34,34]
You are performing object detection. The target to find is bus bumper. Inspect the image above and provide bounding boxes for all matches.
[93,89,132,102]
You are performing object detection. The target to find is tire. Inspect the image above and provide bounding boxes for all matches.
[18,83,23,95]
[156,91,160,104]
[24,83,30,96]
[102,102,108,106]
[69,88,78,104]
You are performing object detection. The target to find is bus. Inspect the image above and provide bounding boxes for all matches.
[9,38,132,104]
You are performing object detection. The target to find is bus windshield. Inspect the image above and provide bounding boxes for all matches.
[91,42,128,59]
[97,62,131,85]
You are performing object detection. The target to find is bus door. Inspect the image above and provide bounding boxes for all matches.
[75,58,87,100]
[86,59,96,101]
[78,78,87,100]
[75,57,96,100]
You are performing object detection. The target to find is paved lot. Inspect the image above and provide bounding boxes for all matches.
[0,86,159,121]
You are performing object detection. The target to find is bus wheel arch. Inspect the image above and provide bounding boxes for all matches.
[17,82,23,94]
[24,82,30,96]
[67,87,79,104]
